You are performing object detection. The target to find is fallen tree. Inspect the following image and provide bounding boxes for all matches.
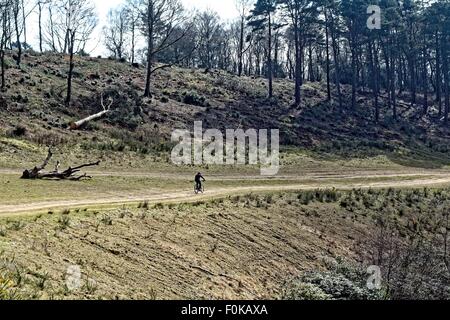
[68,95,113,130]
[21,149,100,180]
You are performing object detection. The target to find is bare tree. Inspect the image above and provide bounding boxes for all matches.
[196,9,221,70]
[135,0,191,98]
[1,0,12,90]
[44,3,56,51]
[42,0,98,106]
[104,6,128,60]
[37,0,50,52]
[12,0,22,66]
[125,0,139,65]
[235,0,252,76]
[43,0,97,55]
[21,0,26,44]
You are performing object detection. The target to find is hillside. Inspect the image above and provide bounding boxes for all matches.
[1,188,449,300]
[1,51,450,170]
[0,51,449,301]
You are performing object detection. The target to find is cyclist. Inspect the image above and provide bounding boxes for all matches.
[195,172,206,193]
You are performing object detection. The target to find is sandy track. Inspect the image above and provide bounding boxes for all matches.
[2,173,450,217]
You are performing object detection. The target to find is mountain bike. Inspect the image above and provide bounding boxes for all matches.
[194,182,204,194]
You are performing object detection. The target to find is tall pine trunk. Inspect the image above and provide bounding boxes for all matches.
[369,40,379,123]
[422,46,428,116]
[267,13,273,98]
[443,33,449,124]
[325,11,331,101]
[294,19,301,106]
[351,44,357,109]
[390,37,397,120]
[435,31,442,116]
[330,12,342,109]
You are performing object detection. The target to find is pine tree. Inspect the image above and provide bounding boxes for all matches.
[248,0,278,98]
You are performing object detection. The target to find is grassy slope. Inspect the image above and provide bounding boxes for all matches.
[0,52,449,300]
[0,51,449,171]
[1,188,448,300]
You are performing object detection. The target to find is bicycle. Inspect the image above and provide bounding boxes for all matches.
[194,182,205,194]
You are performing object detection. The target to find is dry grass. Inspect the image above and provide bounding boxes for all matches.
[0,188,448,300]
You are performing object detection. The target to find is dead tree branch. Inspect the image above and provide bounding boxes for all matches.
[21,149,100,180]
[68,94,113,130]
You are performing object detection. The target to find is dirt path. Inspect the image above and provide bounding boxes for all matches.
[2,172,450,217]
[2,167,450,179]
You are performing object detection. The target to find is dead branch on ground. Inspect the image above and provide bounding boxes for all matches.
[21,149,100,180]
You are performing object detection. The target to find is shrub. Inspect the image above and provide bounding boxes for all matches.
[138,201,149,210]
[58,215,70,229]
[7,125,27,137]
[264,194,274,204]
[182,90,208,107]
[100,214,113,225]
[280,282,332,300]
[281,259,385,300]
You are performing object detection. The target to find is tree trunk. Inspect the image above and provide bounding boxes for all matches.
[274,34,279,78]
[409,56,417,106]
[325,11,331,101]
[38,2,43,53]
[21,0,26,45]
[391,38,397,120]
[0,8,6,91]
[144,2,154,98]
[69,109,110,130]
[374,41,380,123]
[369,40,379,123]
[0,48,5,91]
[267,13,273,98]
[65,31,75,107]
[351,43,357,109]
[436,31,442,116]
[422,45,428,116]
[49,7,56,52]
[238,15,244,77]
[13,4,21,67]
[131,19,136,65]
[330,12,342,109]
[308,42,314,82]
[443,33,449,124]
[382,40,392,112]
[294,18,301,106]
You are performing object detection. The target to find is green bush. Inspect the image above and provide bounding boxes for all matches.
[182,90,209,107]
[280,282,332,300]
[281,259,385,300]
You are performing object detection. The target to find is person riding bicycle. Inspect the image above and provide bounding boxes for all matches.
[195,172,206,192]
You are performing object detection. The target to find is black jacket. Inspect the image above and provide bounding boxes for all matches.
[195,174,205,183]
